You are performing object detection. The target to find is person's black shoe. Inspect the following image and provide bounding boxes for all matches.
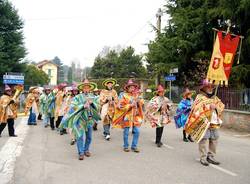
[157,143,163,147]
[200,159,209,166]
[9,135,18,137]
[70,139,75,145]
[207,156,220,165]
[33,123,37,126]
[60,130,64,135]
[183,137,188,142]
[188,135,194,142]
[51,128,55,130]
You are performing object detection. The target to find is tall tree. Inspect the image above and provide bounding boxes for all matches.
[91,46,146,78]
[24,65,49,86]
[0,0,26,84]
[147,0,250,88]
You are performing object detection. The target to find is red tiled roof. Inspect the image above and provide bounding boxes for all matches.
[36,60,58,68]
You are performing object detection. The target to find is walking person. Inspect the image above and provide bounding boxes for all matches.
[99,78,118,140]
[61,79,101,160]
[174,88,195,142]
[185,79,224,166]
[25,87,39,125]
[113,79,144,153]
[145,85,171,147]
[0,85,23,137]
[39,86,51,128]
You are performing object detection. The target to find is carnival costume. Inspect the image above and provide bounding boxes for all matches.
[174,88,195,142]
[0,85,22,137]
[61,79,101,160]
[100,78,118,140]
[185,79,224,166]
[113,79,144,152]
[25,87,39,125]
[145,85,171,147]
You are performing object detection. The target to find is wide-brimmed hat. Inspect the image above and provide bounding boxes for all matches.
[102,78,117,87]
[4,85,11,91]
[58,82,67,90]
[29,86,38,93]
[78,79,97,91]
[182,88,195,98]
[155,85,165,93]
[124,79,139,91]
[200,79,215,90]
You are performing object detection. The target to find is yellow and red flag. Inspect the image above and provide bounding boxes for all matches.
[207,31,240,85]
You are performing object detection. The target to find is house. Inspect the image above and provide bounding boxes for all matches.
[36,60,58,85]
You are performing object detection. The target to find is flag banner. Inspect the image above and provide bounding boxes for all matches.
[207,31,240,85]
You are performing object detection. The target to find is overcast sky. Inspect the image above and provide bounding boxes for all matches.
[10,0,169,68]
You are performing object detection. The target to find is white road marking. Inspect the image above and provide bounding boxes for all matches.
[163,144,175,150]
[152,140,175,150]
[195,159,238,177]
[233,134,250,137]
[0,117,29,184]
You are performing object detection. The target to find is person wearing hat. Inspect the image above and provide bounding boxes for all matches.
[99,78,118,140]
[39,86,51,128]
[55,82,67,130]
[60,79,101,160]
[25,86,39,125]
[145,84,172,147]
[185,79,224,166]
[174,88,195,142]
[46,87,58,130]
[0,85,19,137]
[92,87,101,131]
[113,79,144,153]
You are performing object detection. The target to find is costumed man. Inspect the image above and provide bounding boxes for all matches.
[55,82,67,131]
[0,85,21,137]
[61,79,101,160]
[145,85,171,147]
[99,78,118,141]
[46,87,57,130]
[25,87,39,125]
[113,79,144,153]
[174,88,195,142]
[39,86,51,128]
[185,79,224,166]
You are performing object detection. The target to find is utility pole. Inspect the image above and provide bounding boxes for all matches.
[155,8,163,86]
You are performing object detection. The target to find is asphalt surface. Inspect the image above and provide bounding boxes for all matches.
[0,117,250,184]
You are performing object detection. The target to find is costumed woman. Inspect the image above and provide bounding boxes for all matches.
[145,85,171,147]
[174,88,195,142]
[185,79,224,166]
[113,79,144,153]
[25,87,39,125]
[61,79,101,160]
[99,78,118,141]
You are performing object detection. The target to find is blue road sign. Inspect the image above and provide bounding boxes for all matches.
[3,74,24,84]
[3,79,24,84]
[165,75,176,81]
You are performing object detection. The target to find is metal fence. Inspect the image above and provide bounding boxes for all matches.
[168,86,250,112]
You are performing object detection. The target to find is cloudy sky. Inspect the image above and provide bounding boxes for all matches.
[10,0,169,67]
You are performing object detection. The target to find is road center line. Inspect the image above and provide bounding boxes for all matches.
[233,134,250,137]
[195,159,238,177]
[0,117,29,184]
[152,140,175,150]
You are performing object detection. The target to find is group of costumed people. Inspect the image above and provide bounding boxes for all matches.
[0,78,224,166]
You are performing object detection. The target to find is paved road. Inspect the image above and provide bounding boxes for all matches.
[0,117,250,184]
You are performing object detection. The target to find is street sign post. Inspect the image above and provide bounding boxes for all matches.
[165,68,178,101]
